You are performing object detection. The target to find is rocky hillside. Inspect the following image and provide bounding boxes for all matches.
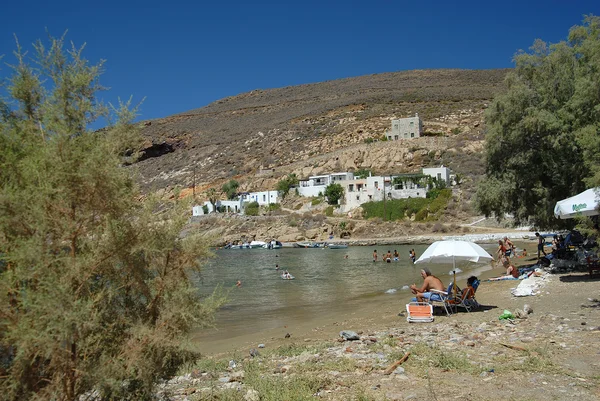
[131,69,509,196]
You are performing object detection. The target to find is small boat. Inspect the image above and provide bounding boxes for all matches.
[229,243,251,249]
[294,241,320,248]
[264,240,283,249]
[249,240,267,249]
[327,243,348,249]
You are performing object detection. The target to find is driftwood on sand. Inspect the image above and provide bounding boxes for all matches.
[383,352,411,375]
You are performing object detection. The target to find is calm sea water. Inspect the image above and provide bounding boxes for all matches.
[192,243,496,346]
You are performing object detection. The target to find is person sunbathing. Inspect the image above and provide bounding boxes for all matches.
[410,268,445,302]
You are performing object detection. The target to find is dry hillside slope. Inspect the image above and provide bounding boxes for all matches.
[131,68,508,194]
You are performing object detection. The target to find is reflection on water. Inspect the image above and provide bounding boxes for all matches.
[192,244,495,343]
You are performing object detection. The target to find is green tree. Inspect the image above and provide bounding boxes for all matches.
[205,187,219,212]
[354,168,371,179]
[0,35,224,400]
[276,173,298,199]
[476,15,600,228]
[324,183,344,205]
[221,179,239,200]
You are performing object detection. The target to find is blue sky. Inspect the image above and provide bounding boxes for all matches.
[1,0,599,123]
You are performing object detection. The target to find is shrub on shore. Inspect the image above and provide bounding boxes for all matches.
[0,35,224,400]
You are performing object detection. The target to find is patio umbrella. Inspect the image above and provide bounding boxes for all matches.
[554,188,600,219]
[414,240,493,297]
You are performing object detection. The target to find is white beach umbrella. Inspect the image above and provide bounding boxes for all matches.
[414,240,493,297]
[554,188,600,219]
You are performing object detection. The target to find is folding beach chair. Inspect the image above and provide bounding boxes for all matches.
[447,277,480,312]
[406,302,434,323]
[429,282,457,316]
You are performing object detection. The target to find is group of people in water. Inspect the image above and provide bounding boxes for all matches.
[495,236,522,279]
[372,249,417,263]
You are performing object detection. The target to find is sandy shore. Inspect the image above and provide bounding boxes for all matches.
[197,238,538,356]
[163,247,600,400]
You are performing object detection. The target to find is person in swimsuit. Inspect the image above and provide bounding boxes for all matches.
[410,268,445,302]
[535,232,547,260]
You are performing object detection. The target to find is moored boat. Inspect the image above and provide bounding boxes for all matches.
[294,241,322,248]
[327,243,349,249]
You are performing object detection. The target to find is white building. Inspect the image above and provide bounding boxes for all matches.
[192,199,244,216]
[192,190,279,216]
[385,113,423,140]
[241,190,280,206]
[340,175,427,212]
[297,172,354,197]
[422,166,451,185]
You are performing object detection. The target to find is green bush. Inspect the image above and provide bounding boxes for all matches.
[325,206,334,217]
[415,208,429,221]
[361,189,452,222]
[245,201,260,216]
[311,197,322,206]
[267,203,281,211]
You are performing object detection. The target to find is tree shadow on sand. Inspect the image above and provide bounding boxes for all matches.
[559,273,600,283]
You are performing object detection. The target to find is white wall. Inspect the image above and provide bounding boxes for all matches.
[297,185,326,197]
[422,166,451,184]
[243,190,279,206]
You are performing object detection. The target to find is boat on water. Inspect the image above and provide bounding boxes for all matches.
[227,242,251,249]
[224,240,283,249]
[264,240,283,249]
[327,243,349,249]
[294,241,324,248]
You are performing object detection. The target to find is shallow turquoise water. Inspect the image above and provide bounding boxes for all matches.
[192,243,496,345]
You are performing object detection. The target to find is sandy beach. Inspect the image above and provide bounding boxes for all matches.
[155,236,600,400]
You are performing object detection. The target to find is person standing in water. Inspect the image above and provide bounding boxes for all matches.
[409,249,416,263]
[373,249,378,262]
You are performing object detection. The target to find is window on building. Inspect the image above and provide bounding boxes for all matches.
[349,184,354,192]
[394,135,398,140]
[410,121,414,126]
[368,195,372,200]
[411,133,414,138]
[263,195,266,202]
[394,124,398,129]
[404,133,408,138]
[356,195,360,201]
[374,181,378,189]
[437,173,442,181]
